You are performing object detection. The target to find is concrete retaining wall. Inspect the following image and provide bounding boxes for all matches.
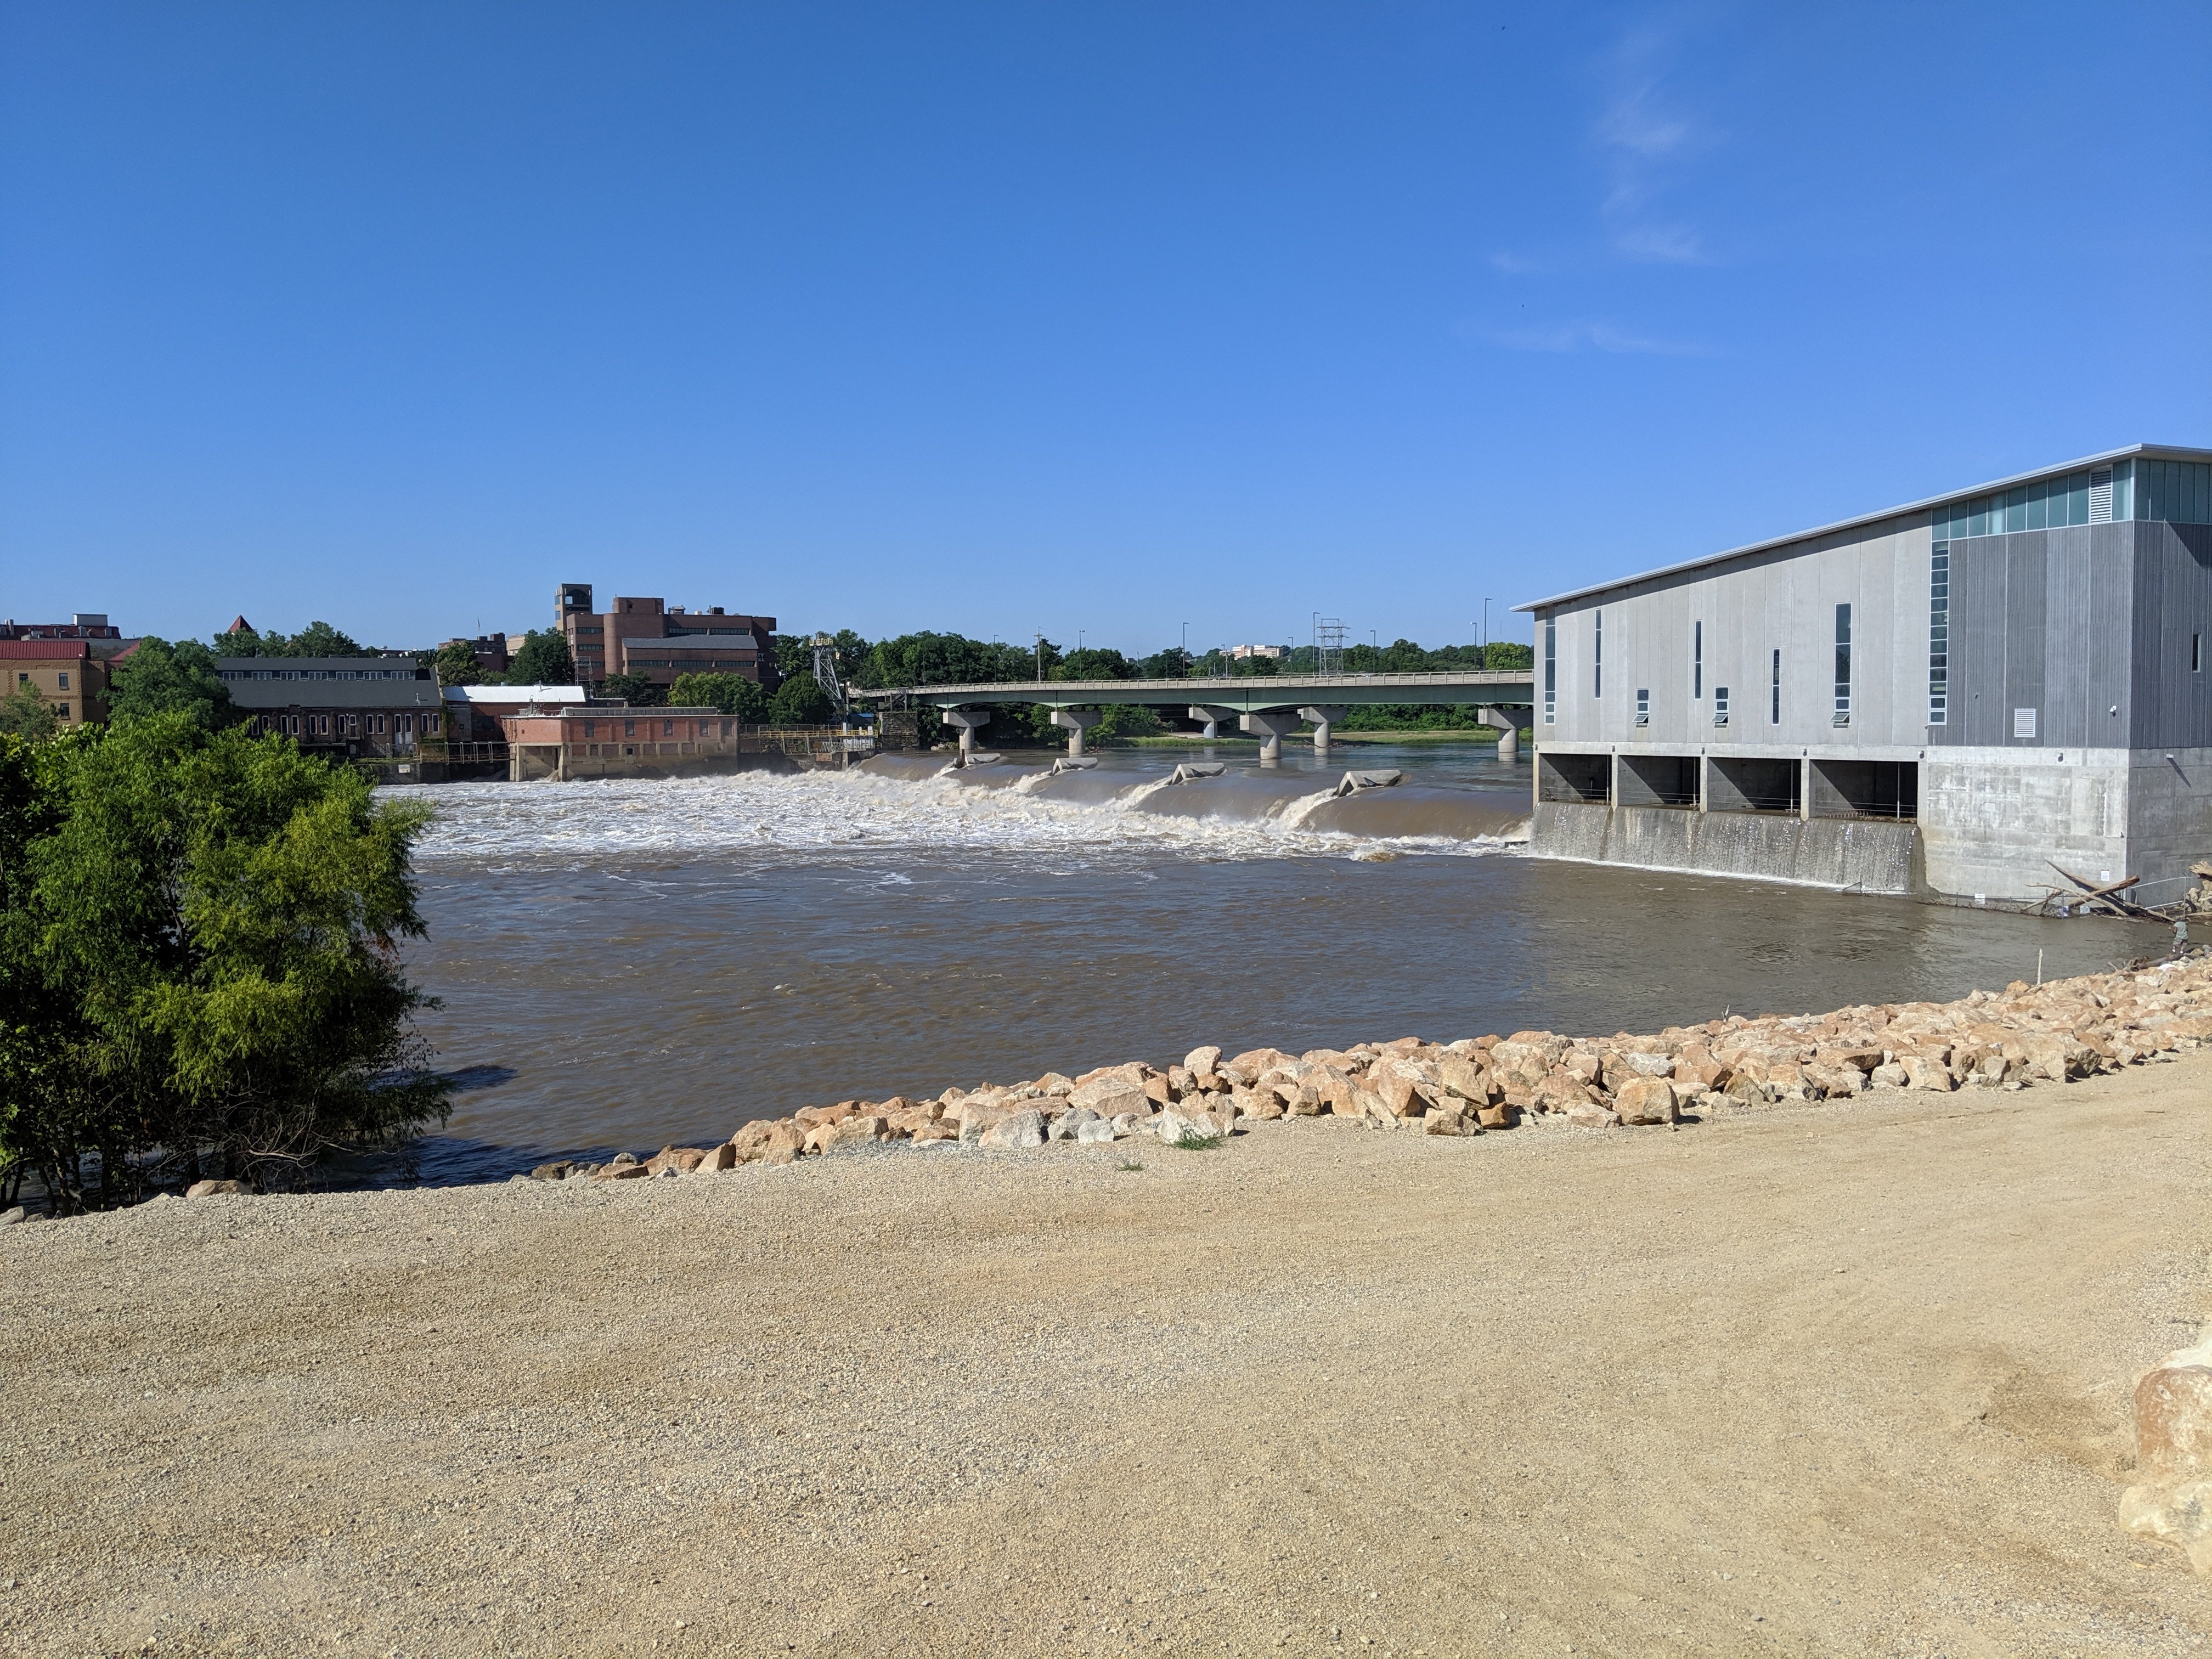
[1532,802,1923,894]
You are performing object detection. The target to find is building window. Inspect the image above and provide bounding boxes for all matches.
[1693,620,1702,699]
[1833,603,1852,724]
[55,704,69,720]
[1929,543,1950,725]
[1593,610,1603,698]
[1770,649,1781,725]
[2195,633,2203,674]
[624,720,636,737]
[1714,686,1730,726]
[583,719,596,738]
[1542,619,1556,724]
[1634,688,1649,726]
[57,672,68,690]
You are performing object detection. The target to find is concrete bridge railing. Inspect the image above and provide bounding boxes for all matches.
[855,672,1537,761]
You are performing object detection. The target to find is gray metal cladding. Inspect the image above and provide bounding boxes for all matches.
[2130,520,2212,749]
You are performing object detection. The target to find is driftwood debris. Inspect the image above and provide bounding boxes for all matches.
[2047,862,2159,920]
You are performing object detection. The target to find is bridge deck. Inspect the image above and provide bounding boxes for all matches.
[853,671,1535,712]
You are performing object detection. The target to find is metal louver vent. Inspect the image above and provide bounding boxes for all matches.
[2090,467,2113,522]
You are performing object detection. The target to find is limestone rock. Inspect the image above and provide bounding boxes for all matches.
[824,1115,888,1153]
[1868,1061,1909,1089]
[1474,1102,1510,1130]
[1183,1043,1223,1079]
[1564,1101,1620,1130]
[689,1142,737,1175]
[1237,1085,1286,1121]
[592,1163,650,1181]
[1612,1076,1678,1126]
[1069,1077,1149,1116]
[1074,1115,1120,1143]
[758,1146,798,1166]
[1898,1053,1954,1092]
[979,1109,1046,1150]
[1156,1109,1222,1147]
[184,1178,249,1198]
[2122,1333,2212,1572]
[1530,1070,1596,1115]
[1436,1053,1494,1104]
[1049,1107,1100,1141]
[1422,1107,1471,1136]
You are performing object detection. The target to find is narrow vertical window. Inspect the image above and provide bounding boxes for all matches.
[1928,542,1950,725]
[2194,633,2203,674]
[1635,688,1650,726]
[1714,686,1730,725]
[1770,648,1781,725]
[1593,609,1603,698]
[1543,618,1556,724]
[1693,620,1702,699]
[1833,603,1852,723]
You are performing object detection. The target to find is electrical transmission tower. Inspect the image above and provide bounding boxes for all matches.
[1316,616,1348,678]
[810,633,848,715]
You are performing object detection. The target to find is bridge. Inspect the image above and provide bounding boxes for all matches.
[853,670,1537,763]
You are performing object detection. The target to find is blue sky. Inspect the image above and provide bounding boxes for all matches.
[3,3,2207,656]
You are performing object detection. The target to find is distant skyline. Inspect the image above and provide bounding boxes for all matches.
[3,3,2207,656]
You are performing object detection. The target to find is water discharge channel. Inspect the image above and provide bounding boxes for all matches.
[400,741,2163,1183]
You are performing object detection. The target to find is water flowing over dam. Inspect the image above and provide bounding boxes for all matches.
[397,742,2160,1184]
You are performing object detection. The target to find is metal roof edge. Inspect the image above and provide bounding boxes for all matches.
[1511,443,2212,612]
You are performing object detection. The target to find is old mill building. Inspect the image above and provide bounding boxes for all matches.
[1517,444,2212,905]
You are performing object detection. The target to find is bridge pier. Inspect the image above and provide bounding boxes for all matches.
[1479,706,1531,760]
[942,707,992,764]
[1300,705,1348,756]
[1049,708,1100,757]
[1240,710,1300,764]
[1188,704,1239,741]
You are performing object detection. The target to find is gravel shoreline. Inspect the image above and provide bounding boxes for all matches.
[5,1028,2210,1655]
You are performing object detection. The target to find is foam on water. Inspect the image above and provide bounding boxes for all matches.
[410,763,1530,871]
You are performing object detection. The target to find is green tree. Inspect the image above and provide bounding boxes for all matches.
[0,718,448,1208]
[0,684,59,739]
[770,675,832,725]
[1056,647,1138,681]
[598,672,667,707]
[669,673,768,720]
[279,620,368,658]
[433,641,483,687]
[107,638,236,730]
[505,629,575,686]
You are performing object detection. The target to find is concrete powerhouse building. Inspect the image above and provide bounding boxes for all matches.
[1519,444,2212,904]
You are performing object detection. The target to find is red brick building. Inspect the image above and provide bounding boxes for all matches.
[1,638,117,726]
[555,584,777,692]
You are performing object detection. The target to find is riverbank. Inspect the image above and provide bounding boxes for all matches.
[5,1031,2208,1656]
[524,951,2212,1175]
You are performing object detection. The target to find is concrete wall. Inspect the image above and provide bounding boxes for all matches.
[1532,801,1921,894]
[1916,747,2130,900]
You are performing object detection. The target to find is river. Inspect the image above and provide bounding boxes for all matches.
[400,741,2160,1182]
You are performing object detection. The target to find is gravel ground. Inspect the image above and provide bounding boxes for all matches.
[4,1059,2211,1658]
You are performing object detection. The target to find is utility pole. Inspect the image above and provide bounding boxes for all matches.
[1035,631,1044,681]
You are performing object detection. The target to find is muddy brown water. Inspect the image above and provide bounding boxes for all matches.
[397,741,2162,1182]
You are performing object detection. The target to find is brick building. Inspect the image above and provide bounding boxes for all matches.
[2,638,120,726]
[555,584,777,692]
[218,656,447,755]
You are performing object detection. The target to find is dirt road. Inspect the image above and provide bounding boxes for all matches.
[5,1059,2210,1656]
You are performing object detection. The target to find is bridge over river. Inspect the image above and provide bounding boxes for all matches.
[854,670,1537,762]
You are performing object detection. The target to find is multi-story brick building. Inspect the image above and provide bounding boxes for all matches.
[218,656,448,755]
[555,584,777,692]
[1,638,121,726]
